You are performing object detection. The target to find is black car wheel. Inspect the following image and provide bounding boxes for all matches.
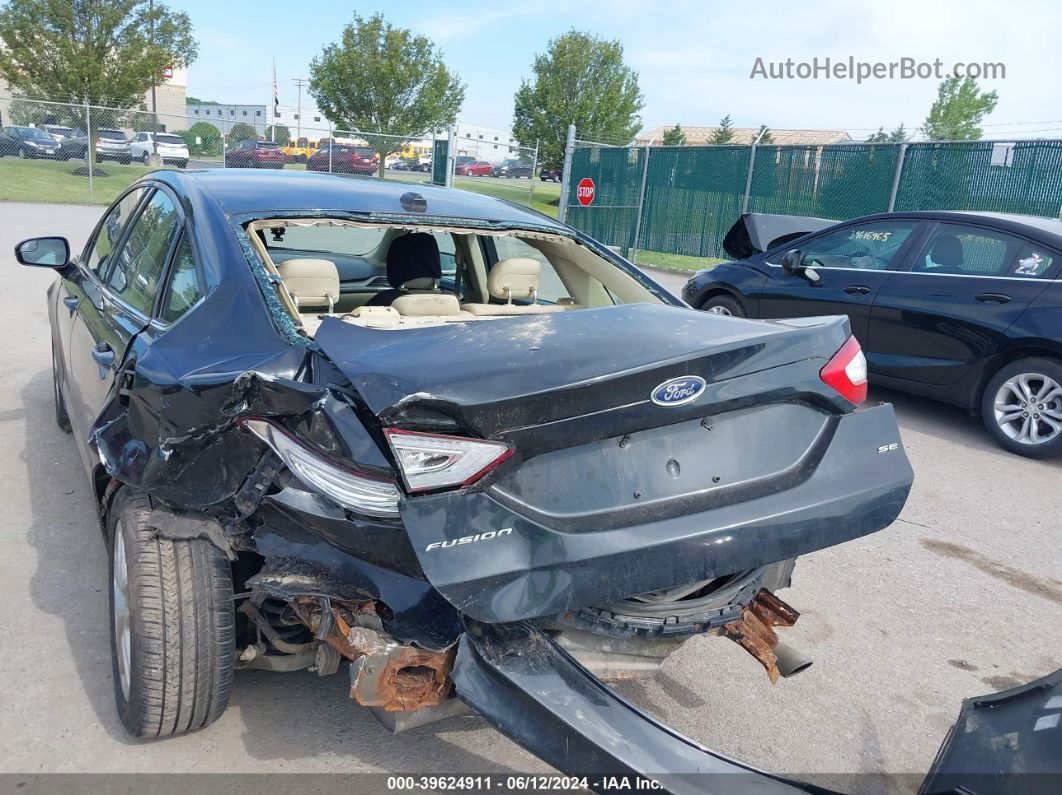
[108,488,235,738]
[981,358,1062,458]
[52,342,71,432]
[141,152,150,165]
[20,148,30,159]
[699,294,746,317]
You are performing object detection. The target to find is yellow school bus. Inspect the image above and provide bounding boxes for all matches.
[281,136,319,163]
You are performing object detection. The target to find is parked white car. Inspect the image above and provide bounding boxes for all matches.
[130,132,189,168]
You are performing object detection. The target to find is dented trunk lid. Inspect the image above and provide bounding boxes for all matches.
[314,304,914,623]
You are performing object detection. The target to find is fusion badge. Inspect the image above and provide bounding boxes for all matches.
[425,527,513,552]
[651,375,707,407]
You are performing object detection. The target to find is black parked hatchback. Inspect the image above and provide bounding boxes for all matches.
[683,211,1062,458]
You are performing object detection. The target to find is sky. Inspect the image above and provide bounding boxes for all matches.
[178,0,1062,140]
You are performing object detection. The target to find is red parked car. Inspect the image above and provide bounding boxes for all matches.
[455,160,494,177]
[224,139,286,169]
[306,144,379,175]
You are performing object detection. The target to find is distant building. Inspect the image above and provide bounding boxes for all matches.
[636,126,853,146]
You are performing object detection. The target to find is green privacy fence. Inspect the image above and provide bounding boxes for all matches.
[562,138,1062,264]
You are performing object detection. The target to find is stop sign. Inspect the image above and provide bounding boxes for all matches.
[576,177,596,206]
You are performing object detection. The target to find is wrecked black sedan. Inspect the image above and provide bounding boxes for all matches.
[18,170,913,785]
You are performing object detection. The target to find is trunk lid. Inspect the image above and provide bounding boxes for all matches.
[314,303,851,443]
[722,213,837,259]
[315,304,912,623]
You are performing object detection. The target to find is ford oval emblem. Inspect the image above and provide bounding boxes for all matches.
[651,376,707,407]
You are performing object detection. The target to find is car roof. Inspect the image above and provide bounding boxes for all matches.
[155,168,567,228]
[841,210,1062,249]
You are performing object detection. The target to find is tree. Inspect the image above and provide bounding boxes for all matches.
[187,96,220,105]
[708,115,735,145]
[178,121,222,157]
[662,124,686,146]
[308,13,465,176]
[0,0,198,108]
[513,30,643,168]
[867,124,909,143]
[922,77,998,141]
[266,124,291,146]
[227,122,259,144]
[756,124,774,145]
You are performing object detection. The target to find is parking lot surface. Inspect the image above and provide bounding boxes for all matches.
[1,202,1059,787]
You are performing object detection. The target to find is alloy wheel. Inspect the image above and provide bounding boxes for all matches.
[705,305,733,316]
[993,372,1062,446]
[112,519,132,700]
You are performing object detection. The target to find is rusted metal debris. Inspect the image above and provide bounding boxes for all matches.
[721,589,800,684]
[290,596,456,711]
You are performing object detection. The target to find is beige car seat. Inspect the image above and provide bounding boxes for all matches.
[461,258,566,316]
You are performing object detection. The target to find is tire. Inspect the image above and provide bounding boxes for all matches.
[108,488,235,738]
[981,357,1062,459]
[699,293,746,317]
[52,342,71,432]
[142,152,150,165]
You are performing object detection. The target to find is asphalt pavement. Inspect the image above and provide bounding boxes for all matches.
[0,202,1059,790]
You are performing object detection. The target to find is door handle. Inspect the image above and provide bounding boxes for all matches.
[843,285,872,295]
[975,293,1012,304]
[63,296,80,312]
[91,342,114,368]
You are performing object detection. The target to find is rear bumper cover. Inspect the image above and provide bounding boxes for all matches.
[400,402,913,623]
[452,621,824,794]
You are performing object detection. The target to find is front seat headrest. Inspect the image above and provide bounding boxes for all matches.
[930,234,963,268]
[488,257,540,302]
[386,232,442,288]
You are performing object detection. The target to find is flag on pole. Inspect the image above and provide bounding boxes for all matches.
[272,59,279,112]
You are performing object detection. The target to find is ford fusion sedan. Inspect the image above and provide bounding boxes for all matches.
[17,170,910,780]
[684,211,1062,458]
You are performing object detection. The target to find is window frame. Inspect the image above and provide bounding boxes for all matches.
[80,185,153,283]
[905,220,1062,281]
[152,228,207,328]
[763,218,926,273]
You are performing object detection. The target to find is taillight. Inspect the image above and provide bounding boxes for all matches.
[820,336,868,404]
[241,418,400,517]
[385,429,512,492]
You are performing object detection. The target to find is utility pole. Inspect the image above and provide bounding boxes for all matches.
[149,0,157,154]
[292,78,308,139]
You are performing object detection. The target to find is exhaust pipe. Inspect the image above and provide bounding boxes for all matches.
[773,641,813,678]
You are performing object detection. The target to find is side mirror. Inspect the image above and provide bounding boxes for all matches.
[15,237,69,268]
[780,248,802,275]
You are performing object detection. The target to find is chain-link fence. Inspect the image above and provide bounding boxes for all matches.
[0,96,474,204]
[561,132,1062,267]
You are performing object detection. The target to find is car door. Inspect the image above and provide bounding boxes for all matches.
[64,187,181,473]
[867,221,1059,386]
[755,218,924,345]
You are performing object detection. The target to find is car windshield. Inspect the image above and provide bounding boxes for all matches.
[266,225,387,257]
[354,147,375,158]
[47,126,73,136]
[255,141,280,149]
[155,134,184,145]
[98,130,127,140]
[23,128,54,141]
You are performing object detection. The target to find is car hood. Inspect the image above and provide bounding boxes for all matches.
[722,213,836,260]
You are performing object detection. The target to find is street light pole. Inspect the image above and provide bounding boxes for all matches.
[292,78,308,139]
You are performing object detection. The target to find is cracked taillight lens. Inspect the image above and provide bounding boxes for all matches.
[820,336,868,404]
[242,419,400,517]
[385,429,512,493]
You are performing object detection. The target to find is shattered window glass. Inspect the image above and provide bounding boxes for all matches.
[86,188,146,278]
[106,191,180,315]
[161,237,203,323]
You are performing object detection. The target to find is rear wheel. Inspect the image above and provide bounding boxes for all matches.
[108,489,235,737]
[699,294,746,317]
[982,358,1062,458]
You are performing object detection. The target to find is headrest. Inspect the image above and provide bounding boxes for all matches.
[391,293,462,316]
[386,233,441,288]
[276,258,339,308]
[488,257,540,301]
[930,235,963,268]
